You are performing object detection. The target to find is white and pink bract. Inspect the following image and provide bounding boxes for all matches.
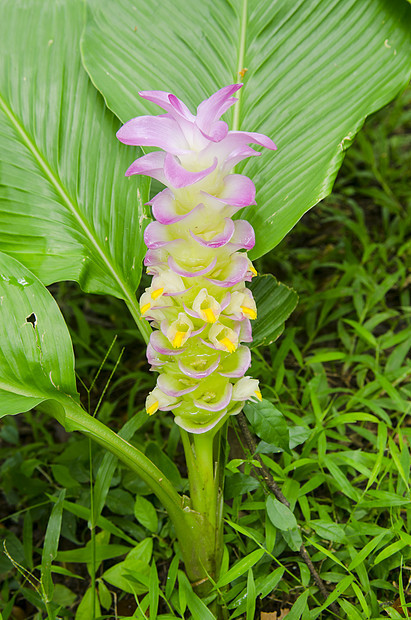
[117,85,276,433]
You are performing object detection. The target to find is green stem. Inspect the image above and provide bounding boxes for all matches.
[192,433,217,524]
[180,427,227,593]
[180,428,200,494]
[44,600,55,620]
[42,399,204,571]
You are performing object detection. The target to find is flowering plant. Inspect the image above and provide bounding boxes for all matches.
[1,0,410,617]
[106,85,275,591]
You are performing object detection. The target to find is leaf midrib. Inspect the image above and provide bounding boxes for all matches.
[0,90,150,341]
[232,0,248,131]
[0,377,48,400]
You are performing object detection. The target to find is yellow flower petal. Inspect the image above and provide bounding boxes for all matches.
[147,401,159,415]
[220,336,236,353]
[202,308,216,323]
[172,331,185,348]
[151,287,164,300]
[241,305,257,320]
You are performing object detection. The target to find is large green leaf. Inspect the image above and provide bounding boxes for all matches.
[248,274,298,348]
[0,253,194,552]
[81,0,411,258]
[0,252,79,416]
[0,0,150,335]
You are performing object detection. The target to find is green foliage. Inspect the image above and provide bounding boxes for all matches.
[286,591,310,620]
[92,410,147,525]
[74,587,101,620]
[246,568,256,620]
[248,275,298,347]
[0,0,151,339]
[102,538,153,595]
[243,398,291,453]
[178,571,217,620]
[216,549,265,589]
[0,0,411,617]
[266,496,298,532]
[0,251,79,416]
[41,489,65,602]
[134,495,158,533]
[82,0,411,257]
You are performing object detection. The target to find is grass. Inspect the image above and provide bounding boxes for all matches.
[0,85,410,619]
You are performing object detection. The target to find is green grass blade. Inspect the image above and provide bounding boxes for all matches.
[215,549,265,588]
[246,567,256,620]
[178,571,216,620]
[41,489,66,603]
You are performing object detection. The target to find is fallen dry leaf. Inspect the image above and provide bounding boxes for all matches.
[261,609,291,620]
[392,596,410,617]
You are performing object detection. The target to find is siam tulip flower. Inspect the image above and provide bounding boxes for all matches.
[117,85,276,434]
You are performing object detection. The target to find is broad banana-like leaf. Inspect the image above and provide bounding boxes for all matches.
[0,0,150,334]
[81,0,411,259]
[0,252,79,416]
[0,251,189,534]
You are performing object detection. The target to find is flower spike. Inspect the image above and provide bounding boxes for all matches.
[117,85,276,433]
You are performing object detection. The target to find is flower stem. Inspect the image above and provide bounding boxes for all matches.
[180,426,227,593]
[192,433,217,522]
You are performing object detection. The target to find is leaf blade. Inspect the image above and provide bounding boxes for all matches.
[0,252,79,417]
[243,399,290,453]
[41,489,66,602]
[248,274,298,347]
[82,0,411,257]
[0,0,150,334]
